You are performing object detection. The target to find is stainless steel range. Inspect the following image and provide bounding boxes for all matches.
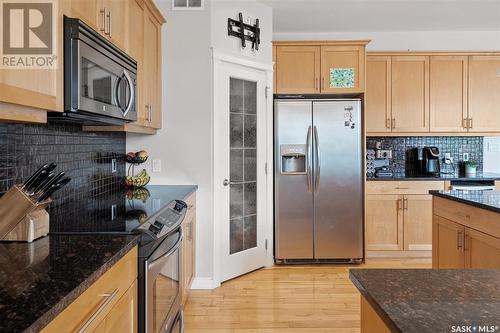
[136,199,187,333]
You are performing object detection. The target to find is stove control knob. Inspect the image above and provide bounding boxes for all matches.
[174,200,187,212]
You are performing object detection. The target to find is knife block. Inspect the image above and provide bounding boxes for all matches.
[0,185,51,242]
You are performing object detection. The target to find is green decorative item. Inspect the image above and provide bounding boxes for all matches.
[330,68,355,88]
[464,161,478,175]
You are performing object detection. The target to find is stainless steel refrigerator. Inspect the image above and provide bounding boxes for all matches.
[274,98,364,262]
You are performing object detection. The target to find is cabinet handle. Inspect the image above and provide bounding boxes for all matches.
[106,11,111,36]
[149,104,153,123]
[321,77,324,90]
[99,8,107,32]
[469,117,473,129]
[397,198,403,210]
[457,231,463,250]
[462,118,468,129]
[78,288,119,333]
[386,118,391,129]
[315,78,319,91]
[403,198,408,210]
[395,187,409,190]
[145,104,151,123]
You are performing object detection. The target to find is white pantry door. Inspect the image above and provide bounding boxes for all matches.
[215,62,268,282]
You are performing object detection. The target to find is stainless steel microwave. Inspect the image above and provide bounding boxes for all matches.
[62,16,137,124]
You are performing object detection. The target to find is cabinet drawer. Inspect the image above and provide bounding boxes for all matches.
[433,197,500,239]
[366,181,445,195]
[41,247,138,333]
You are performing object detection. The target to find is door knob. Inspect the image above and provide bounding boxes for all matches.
[223,179,230,186]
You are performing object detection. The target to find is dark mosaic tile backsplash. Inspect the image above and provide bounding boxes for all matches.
[366,136,483,177]
[0,122,126,218]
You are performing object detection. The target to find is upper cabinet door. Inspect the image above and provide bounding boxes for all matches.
[320,45,365,94]
[391,56,430,133]
[127,0,145,126]
[143,3,163,129]
[366,56,392,133]
[429,56,468,132]
[275,46,321,94]
[99,0,127,50]
[71,0,99,31]
[468,56,500,132]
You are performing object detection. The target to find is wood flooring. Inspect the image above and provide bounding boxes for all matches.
[184,259,431,332]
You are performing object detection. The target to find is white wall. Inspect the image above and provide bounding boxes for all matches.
[273,31,500,51]
[211,0,273,62]
[127,0,214,278]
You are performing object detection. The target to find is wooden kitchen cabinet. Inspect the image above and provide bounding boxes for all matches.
[320,45,365,94]
[70,0,99,31]
[181,192,196,305]
[403,195,433,251]
[273,41,369,94]
[465,228,500,268]
[468,55,500,132]
[391,56,429,133]
[432,216,465,269]
[143,1,163,129]
[366,56,392,133]
[365,195,403,251]
[272,45,277,93]
[41,247,138,333]
[275,46,321,94]
[429,56,468,132]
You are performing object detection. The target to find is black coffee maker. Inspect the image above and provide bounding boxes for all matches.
[407,146,441,176]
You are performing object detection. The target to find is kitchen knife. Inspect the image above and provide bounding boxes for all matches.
[26,170,49,193]
[22,164,50,190]
[31,172,55,195]
[35,171,65,195]
[37,177,71,202]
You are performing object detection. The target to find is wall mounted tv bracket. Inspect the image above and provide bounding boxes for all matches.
[227,12,261,51]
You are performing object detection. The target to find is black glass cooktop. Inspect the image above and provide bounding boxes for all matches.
[49,185,197,234]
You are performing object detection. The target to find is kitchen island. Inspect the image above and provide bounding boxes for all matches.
[431,190,500,269]
[350,269,500,333]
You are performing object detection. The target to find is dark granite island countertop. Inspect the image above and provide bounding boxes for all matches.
[430,190,500,214]
[367,172,500,181]
[0,234,138,333]
[350,269,500,333]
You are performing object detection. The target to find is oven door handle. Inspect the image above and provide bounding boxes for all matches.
[148,230,183,269]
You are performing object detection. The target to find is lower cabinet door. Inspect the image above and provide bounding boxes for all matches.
[432,215,465,268]
[403,195,433,251]
[465,228,500,268]
[365,195,403,251]
[94,280,137,333]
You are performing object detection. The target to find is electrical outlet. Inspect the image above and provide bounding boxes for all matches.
[444,153,451,160]
[111,158,117,173]
[111,204,117,220]
[152,159,161,173]
[463,153,470,162]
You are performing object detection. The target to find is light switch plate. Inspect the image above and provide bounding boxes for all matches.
[463,153,470,162]
[111,158,117,173]
[152,159,161,173]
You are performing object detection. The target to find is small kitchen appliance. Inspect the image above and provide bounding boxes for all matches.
[407,147,441,177]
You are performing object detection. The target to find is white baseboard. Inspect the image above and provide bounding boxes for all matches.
[190,277,220,290]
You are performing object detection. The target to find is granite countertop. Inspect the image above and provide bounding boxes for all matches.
[430,190,500,214]
[350,269,500,333]
[0,234,138,333]
[367,172,500,181]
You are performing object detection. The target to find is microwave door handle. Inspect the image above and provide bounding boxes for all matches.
[122,70,135,116]
[114,73,124,111]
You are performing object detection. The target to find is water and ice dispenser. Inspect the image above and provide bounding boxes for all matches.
[280,144,307,174]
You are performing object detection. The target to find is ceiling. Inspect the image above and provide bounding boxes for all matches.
[257,0,500,32]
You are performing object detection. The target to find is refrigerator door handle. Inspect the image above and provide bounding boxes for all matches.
[313,125,321,193]
[306,126,313,193]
